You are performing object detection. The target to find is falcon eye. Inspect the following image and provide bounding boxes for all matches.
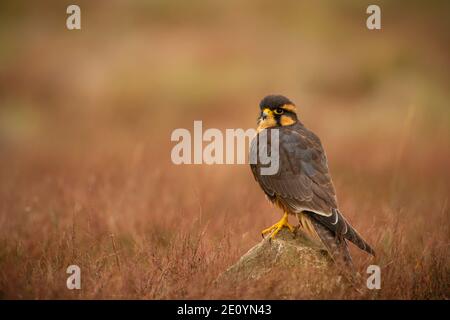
[274,108,284,115]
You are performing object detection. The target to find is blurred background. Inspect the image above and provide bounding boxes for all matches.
[0,0,448,299]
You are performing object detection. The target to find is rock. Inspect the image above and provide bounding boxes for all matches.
[216,228,346,294]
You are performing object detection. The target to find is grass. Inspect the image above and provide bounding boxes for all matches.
[0,0,449,299]
[0,129,448,299]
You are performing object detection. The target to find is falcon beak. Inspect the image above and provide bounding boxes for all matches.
[260,108,273,120]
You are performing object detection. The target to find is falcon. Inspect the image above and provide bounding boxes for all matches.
[250,95,375,267]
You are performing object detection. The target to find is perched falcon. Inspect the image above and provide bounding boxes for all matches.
[250,95,374,267]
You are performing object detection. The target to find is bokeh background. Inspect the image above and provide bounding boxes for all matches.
[0,0,449,299]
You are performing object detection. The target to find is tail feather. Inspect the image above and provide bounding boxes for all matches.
[306,209,375,256]
[308,217,354,268]
[342,216,375,256]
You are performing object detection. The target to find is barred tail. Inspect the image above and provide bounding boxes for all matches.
[309,217,354,268]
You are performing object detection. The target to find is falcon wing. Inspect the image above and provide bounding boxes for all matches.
[250,125,337,216]
[250,125,374,256]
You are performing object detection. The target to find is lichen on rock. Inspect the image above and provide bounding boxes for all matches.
[216,228,346,294]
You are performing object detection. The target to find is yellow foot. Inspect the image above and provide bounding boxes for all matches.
[261,212,295,239]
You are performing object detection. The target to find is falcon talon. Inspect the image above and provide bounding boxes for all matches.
[261,212,295,240]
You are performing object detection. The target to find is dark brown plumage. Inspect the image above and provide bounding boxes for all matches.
[250,95,374,267]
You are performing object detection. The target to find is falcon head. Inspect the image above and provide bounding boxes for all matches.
[257,95,298,131]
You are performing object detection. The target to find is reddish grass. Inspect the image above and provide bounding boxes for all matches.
[0,1,449,299]
[0,130,448,299]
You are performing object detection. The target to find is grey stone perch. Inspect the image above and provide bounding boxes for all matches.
[217,228,347,293]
